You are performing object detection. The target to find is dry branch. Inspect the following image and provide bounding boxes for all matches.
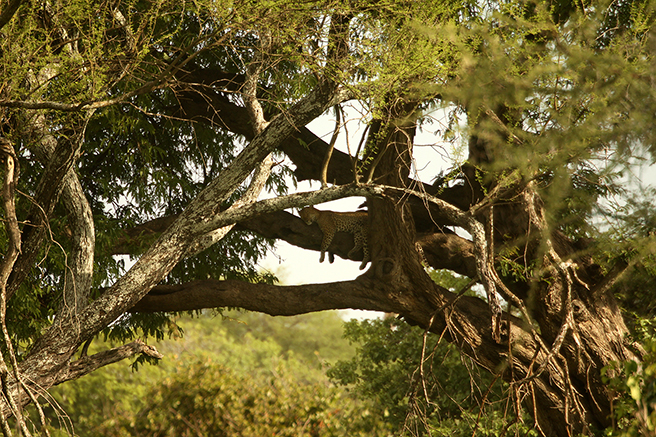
[57,340,163,385]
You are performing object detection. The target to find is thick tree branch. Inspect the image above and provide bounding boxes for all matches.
[17,18,355,401]
[58,166,96,317]
[111,207,479,277]
[194,183,385,236]
[0,139,20,288]
[184,153,274,259]
[172,65,474,217]
[132,279,397,315]
[128,265,570,429]
[0,138,32,435]
[9,58,95,301]
[0,0,21,31]
[416,232,477,278]
[110,184,480,275]
[8,113,91,300]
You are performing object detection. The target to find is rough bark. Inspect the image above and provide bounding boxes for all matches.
[15,77,346,396]
[123,181,635,436]
[7,116,90,300]
[87,90,635,434]
[112,196,479,277]
[4,14,356,419]
[0,6,643,437]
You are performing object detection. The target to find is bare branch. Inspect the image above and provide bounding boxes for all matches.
[195,183,385,236]
[0,139,32,436]
[0,139,20,287]
[242,31,271,134]
[56,340,163,385]
[321,106,341,188]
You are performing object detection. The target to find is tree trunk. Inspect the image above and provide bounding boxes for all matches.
[346,104,641,435]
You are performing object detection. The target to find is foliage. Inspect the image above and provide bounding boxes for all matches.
[328,316,537,436]
[119,359,385,437]
[1,0,656,435]
[326,271,538,435]
[599,190,656,318]
[602,338,656,436]
[40,311,389,436]
[219,310,356,365]
[2,0,653,360]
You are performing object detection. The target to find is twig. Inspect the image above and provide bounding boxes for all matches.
[320,105,341,188]
[0,139,32,435]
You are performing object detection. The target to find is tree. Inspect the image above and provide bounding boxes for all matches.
[44,312,385,437]
[329,315,535,436]
[0,0,655,435]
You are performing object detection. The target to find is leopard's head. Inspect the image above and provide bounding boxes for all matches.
[299,206,319,225]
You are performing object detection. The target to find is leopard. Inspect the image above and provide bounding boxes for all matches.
[298,205,370,270]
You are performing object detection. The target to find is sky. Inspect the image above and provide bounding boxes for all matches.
[258,106,656,321]
[258,106,463,319]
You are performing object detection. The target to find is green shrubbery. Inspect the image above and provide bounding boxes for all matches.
[43,311,389,436]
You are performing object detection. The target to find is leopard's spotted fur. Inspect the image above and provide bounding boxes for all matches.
[299,206,370,270]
